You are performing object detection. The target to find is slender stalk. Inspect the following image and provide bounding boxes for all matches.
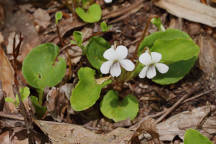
[37,89,44,106]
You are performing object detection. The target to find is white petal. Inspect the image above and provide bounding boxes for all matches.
[100,61,113,74]
[110,62,121,77]
[151,52,162,63]
[139,66,148,78]
[115,45,128,60]
[103,46,116,60]
[156,63,169,74]
[119,59,135,71]
[147,65,156,79]
[139,52,152,65]
[104,0,112,3]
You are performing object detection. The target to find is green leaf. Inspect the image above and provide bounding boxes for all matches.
[138,29,191,55]
[20,87,30,101]
[75,3,102,23]
[100,21,110,32]
[100,90,139,122]
[70,67,111,111]
[5,97,16,104]
[15,87,30,106]
[151,17,165,31]
[151,39,199,85]
[86,36,110,70]
[55,11,63,24]
[30,96,47,118]
[73,31,83,46]
[22,43,66,89]
[184,129,212,144]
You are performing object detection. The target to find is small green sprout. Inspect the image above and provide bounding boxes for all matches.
[100,21,112,32]
[55,11,63,24]
[151,17,165,31]
[5,87,30,107]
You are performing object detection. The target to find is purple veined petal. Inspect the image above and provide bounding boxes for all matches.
[103,46,116,60]
[110,62,121,77]
[151,52,162,63]
[147,65,156,79]
[139,66,148,78]
[115,45,128,60]
[155,63,169,74]
[119,59,135,71]
[139,52,152,65]
[100,61,113,74]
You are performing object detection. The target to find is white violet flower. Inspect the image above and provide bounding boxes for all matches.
[100,45,135,77]
[139,51,169,79]
[104,0,112,4]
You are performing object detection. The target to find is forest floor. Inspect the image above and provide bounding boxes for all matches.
[0,0,216,144]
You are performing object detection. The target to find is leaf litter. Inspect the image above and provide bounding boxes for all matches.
[0,0,216,143]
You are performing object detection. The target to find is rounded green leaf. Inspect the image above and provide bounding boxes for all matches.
[184,129,212,144]
[70,67,111,111]
[75,3,102,23]
[22,43,66,89]
[100,90,139,122]
[86,36,110,70]
[151,39,199,85]
[138,29,191,55]
[55,11,63,24]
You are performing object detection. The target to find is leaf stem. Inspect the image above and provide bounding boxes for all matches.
[37,89,44,106]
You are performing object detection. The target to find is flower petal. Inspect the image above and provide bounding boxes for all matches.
[104,0,112,3]
[103,46,116,60]
[139,66,148,78]
[110,62,121,77]
[100,61,113,74]
[115,45,128,60]
[156,63,169,74]
[151,52,162,63]
[119,59,135,71]
[147,65,156,79]
[139,52,152,65]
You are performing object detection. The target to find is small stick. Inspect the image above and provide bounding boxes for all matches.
[133,15,158,61]
[156,86,200,124]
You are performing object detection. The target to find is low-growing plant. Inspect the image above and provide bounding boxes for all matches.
[19,15,199,122]
[5,87,30,107]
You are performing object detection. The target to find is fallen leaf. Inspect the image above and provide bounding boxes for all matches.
[157,106,216,141]
[0,47,16,113]
[0,131,10,144]
[154,0,216,27]
[198,35,216,78]
[33,8,51,30]
[34,120,134,144]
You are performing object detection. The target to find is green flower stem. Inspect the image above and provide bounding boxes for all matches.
[37,89,44,106]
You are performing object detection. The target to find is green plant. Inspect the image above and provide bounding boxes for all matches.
[75,3,102,23]
[184,129,212,144]
[5,87,30,107]
[22,43,66,116]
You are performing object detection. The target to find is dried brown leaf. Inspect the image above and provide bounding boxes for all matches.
[157,106,216,141]
[155,0,216,27]
[34,120,134,144]
[0,47,16,113]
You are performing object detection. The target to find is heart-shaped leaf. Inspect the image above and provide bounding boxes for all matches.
[133,29,199,85]
[86,36,110,70]
[151,39,199,85]
[22,43,66,89]
[70,67,111,111]
[138,29,191,55]
[184,129,212,144]
[100,90,139,122]
[75,3,102,23]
